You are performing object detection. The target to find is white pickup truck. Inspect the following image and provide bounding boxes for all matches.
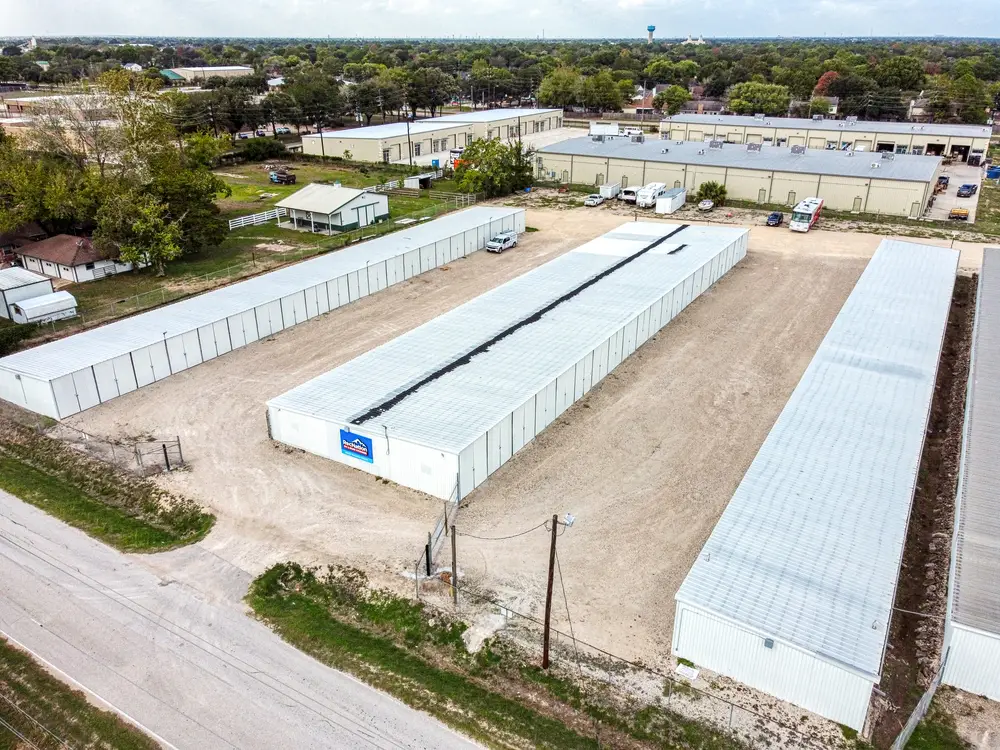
[486,230,518,253]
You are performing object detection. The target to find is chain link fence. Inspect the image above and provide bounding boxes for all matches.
[45,422,185,476]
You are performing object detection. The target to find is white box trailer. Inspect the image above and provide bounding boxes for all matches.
[599,183,621,199]
[589,121,620,136]
[655,188,687,215]
[268,222,749,500]
[10,291,77,324]
[0,207,526,420]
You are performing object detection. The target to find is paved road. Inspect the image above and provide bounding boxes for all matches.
[0,494,479,750]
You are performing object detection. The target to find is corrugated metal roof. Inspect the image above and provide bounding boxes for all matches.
[539,137,941,182]
[951,247,1000,635]
[0,267,49,291]
[303,120,466,141]
[0,206,522,381]
[268,222,748,454]
[663,113,993,139]
[432,108,561,124]
[676,240,958,678]
[275,184,366,214]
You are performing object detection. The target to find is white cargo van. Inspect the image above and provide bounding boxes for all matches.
[636,182,667,208]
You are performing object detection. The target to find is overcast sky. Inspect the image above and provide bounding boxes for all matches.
[4,0,999,41]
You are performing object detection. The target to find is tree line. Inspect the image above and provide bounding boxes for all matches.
[4,38,999,123]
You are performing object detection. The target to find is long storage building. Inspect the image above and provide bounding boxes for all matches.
[660,113,991,163]
[0,207,524,420]
[537,137,941,217]
[673,240,958,730]
[942,247,1000,700]
[267,222,749,501]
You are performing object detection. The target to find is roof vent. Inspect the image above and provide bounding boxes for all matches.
[871,162,880,168]
[847,151,855,157]
[661,148,669,154]
[881,152,895,161]
[697,149,706,155]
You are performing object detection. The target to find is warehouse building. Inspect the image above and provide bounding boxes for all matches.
[942,247,1000,701]
[0,268,53,320]
[537,138,941,217]
[302,121,475,162]
[433,108,563,140]
[0,207,525,420]
[167,65,254,81]
[674,240,959,730]
[267,222,748,501]
[660,114,992,164]
[276,183,389,233]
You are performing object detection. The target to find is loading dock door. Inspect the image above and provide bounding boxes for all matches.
[926,143,946,156]
[950,145,970,162]
[787,136,805,147]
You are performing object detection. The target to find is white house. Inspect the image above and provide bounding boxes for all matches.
[15,235,134,283]
[10,291,78,325]
[123,63,144,73]
[276,184,389,234]
[0,267,54,320]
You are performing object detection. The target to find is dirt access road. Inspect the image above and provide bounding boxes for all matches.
[68,208,989,665]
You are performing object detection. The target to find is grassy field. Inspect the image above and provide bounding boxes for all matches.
[0,637,158,750]
[905,701,968,750]
[0,418,214,552]
[248,563,748,750]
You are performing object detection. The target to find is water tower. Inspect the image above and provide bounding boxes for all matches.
[647,25,656,44]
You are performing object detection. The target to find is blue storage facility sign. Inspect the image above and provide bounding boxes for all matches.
[340,429,373,463]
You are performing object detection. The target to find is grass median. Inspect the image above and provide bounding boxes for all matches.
[0,418,213,552]
[248,563,747,750]
[0,636,158,750]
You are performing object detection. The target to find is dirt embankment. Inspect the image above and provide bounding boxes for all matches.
[869,274,976,748]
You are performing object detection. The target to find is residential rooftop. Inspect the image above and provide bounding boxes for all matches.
[539,137,942,182]
[661,113,993,139]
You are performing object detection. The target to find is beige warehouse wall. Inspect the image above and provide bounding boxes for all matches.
[771,174,821,205]
[865,180,925,217]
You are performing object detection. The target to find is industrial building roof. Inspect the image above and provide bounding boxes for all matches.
[676,240,958,678]
[950,247,1000,636]
[275,183,369,214]
[0,267,49,291]
[662,113,993,139]
[539,137,942,182]
[0,206,522,381]
[304,120,467,141]
[433,108,561,124]
[268,222,748,454]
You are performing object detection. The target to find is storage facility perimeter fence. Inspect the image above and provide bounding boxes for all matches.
[411,570,835,750]
[46,422,185,475]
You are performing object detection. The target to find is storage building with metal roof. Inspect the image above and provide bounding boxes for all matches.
[0,206,524,420]
[673,239,958,730]
[659,114,991,163]
[942,247,1000,701]
[267,222,748,501]
[536,137,942,217]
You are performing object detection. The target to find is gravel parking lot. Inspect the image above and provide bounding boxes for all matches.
[67,208,988,661]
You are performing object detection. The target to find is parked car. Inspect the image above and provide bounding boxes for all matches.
[237,132,250,139]
[269,171,297,185]
[584,194,605,207]
[957,184,979,197]
[949,208,970,221]
[697,199,715,212]
[275,126,292,135]
[937,175,950,187]
[255,129,267,137]
[486,230,518,253]
[766,211,784,227]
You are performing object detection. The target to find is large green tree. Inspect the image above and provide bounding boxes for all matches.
[537,67,581,107]
[653,85,691,115]
[726,82,790,115]
[455,139,533,198]
[405,67,455,117]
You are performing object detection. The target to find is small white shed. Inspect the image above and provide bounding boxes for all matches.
[276,184,389,234]
[0,267,54,320]
[10,291,77,324]
[655,188,687,215]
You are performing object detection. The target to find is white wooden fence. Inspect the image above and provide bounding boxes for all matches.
[228,207,287,231]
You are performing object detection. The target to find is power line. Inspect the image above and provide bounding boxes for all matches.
[0,692,71,748]
[0,714,43,750]
[457,521,548,541]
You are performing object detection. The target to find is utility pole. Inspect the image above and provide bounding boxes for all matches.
[542,513,558,669]
[451,524,458,608]
[406,116,413,167]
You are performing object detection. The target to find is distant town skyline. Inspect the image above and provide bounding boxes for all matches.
[5,0,999,42]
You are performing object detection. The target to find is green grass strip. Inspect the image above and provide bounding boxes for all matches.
[248,569,598,750]
[0,455,199,552]
[0,637,158,750]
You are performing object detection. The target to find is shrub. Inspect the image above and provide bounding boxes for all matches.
[695,181,727,206]
[0,322,38,356]
[240,137,287,162]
